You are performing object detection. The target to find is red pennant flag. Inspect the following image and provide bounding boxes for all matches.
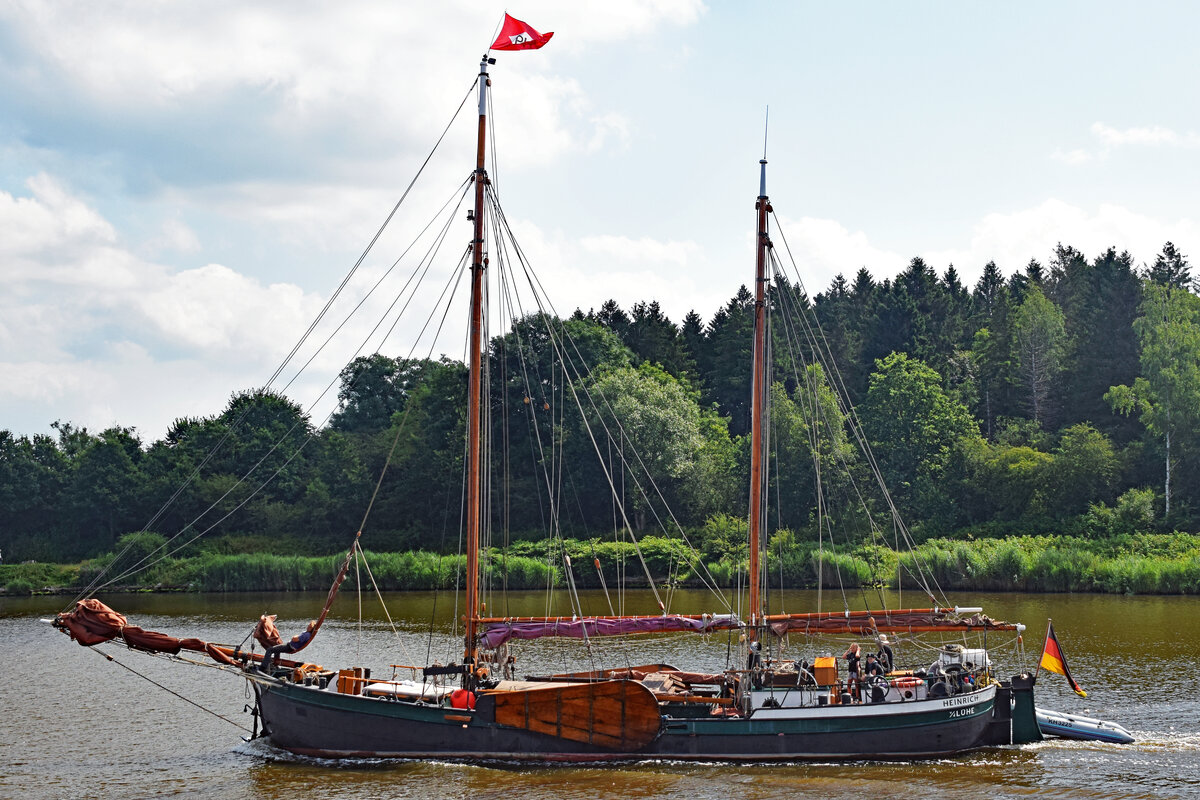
[490,13,554,51]
[1038,621,1087,698]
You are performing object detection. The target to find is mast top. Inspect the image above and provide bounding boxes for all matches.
[759,107,769,199]
[762,106,769,159]
[478,56,493,116]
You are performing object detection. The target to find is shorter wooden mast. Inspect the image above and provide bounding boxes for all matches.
[747,157,770,642]
[464,54,492,675]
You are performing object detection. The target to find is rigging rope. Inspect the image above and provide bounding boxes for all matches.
[90,646,251,733]
[71,83,480,605]
[762,253,856,610]
[767,213,950,607]
[488,204,564,618]
[98,183,474,597]
[487,186,733,612]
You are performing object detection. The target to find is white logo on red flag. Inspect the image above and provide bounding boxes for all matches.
[490,13,554,51]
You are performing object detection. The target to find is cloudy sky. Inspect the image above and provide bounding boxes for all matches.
[3,1,1199,441]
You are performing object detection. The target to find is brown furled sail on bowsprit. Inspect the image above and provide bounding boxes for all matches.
[55,542,356,666]
[55,597,239,665]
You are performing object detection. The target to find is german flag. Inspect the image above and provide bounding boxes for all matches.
[1039,621,1087,698]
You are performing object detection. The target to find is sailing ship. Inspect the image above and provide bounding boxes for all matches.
[55,26,1045,761]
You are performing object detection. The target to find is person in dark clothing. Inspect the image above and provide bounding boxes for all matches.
[843,643,862,699]
[747,639,762,670]
[798,659,816,686]
[876,634,894,673]
[863,653,888,702]
[864,652,886,678]
[261,619,317,673]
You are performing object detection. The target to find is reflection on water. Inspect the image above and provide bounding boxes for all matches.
[3,589,1199,799]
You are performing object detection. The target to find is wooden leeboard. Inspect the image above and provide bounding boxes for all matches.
[488,679,661,751]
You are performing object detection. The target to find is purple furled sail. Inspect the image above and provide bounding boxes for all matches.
[479,614,740,649]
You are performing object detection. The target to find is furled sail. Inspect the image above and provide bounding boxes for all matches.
[55,542,357,665]
[766,608,1020,637]
[477,613,740,648]
[54,598,242,665]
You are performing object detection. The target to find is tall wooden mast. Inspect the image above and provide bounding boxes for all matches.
[464,55,493,672]
[747,157,770,642]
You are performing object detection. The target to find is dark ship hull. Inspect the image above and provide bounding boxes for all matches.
[254,677,1035,762]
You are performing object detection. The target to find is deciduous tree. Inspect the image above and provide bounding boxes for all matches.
[1013,286,1065,426]
[1106,283,1200,518]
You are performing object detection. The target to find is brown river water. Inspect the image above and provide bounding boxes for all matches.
[2,589,1197,799]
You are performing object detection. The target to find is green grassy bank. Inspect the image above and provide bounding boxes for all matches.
[4,532,1199,596]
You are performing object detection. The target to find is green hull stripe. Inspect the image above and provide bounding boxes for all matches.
[669,703,992,736]
[268,683,993,737]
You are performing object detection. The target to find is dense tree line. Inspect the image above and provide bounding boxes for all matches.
[2,241,1198,565]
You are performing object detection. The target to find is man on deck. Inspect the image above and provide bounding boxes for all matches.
[260,619,318,673]
[877,634,894,672]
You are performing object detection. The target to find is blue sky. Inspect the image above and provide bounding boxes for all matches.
[2,1,1198,440]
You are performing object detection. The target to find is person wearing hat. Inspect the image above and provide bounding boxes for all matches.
[863,652,889,702]
[876,635,894,673]
[261,619,318,673]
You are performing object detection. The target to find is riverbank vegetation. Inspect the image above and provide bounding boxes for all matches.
[3,243,1200,595]
[7,530,1200,596]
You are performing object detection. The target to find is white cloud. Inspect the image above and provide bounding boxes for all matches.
[0,2,700,176]
[511,0,706,53]
[0,179,333,436]
[136,264,310,351]
[1091,122,1200,149]
[1053,121,1200,165]
[584,112,633,153]
[3,0,705,101]
[1050,148,1092,166]
[770,215,905,293]
[143,218,201,255]
[921,199,1199,281]
[503,220,718,323]
[0,173,115,260]
[0,177,326,359]
[581,234,700,266]
[744,201,1198,294]
[0,174,151,299]
[0,359,88,407]
[0,1,708,287]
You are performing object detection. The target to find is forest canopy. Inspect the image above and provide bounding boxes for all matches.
[2,242,1198,566]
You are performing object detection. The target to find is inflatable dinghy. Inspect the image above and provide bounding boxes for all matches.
[1036,707,1134,744]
